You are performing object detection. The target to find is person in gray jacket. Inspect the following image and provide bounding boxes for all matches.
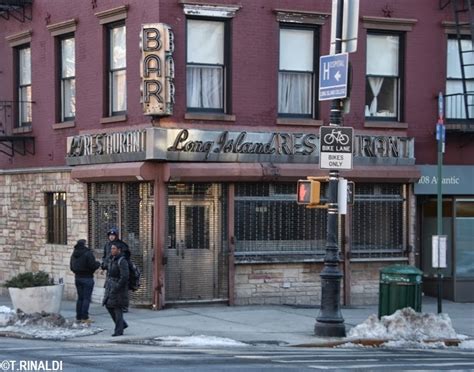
[70,239,100,323]
[103,244,129,336]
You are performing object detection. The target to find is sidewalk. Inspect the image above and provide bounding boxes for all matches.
[1,294,473,345]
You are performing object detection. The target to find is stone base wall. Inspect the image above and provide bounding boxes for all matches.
[349,261,407,305]
[234,263,324,306]
[234,261,408,306]
[0,170,89,301]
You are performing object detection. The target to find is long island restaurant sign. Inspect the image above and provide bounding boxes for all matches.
[66,128,415,166]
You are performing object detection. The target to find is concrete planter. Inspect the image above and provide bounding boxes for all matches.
[8,284,64,314]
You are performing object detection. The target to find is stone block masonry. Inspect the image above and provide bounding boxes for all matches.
[0,170,90,300]
[235,263,324,306]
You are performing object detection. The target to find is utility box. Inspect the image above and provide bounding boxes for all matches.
[378,264,423,318]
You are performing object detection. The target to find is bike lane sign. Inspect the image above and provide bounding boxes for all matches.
[319,126,353,170]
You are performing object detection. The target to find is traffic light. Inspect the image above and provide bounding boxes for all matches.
[297,179,321,206]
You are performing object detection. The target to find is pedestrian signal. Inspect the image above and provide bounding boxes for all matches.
[297,180,321,206]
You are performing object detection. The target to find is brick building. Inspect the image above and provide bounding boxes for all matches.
[0,0,473,307]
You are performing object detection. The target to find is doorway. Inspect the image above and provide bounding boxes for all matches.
[165,183,227,303]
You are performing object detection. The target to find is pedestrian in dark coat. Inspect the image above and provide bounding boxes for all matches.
[70,239,100,323]
[103,244,129,336]
[101,227,130,270]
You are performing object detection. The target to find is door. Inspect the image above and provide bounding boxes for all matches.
[166,200,218,302]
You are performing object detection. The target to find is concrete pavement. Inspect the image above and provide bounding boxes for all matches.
[1,295,473,345]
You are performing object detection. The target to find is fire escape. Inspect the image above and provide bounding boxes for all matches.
[0,0,34,157]
[440,0,474,132]
[0,0,32,22]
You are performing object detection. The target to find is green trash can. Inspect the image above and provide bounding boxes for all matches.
[378,264,423,318]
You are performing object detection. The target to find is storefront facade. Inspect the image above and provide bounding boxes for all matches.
[1,1,472,307]
[66,127,418,307]
[415,165,474,302]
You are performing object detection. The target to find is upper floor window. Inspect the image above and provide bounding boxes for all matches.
[59,35,75,121]
[446,38,474,119]
[186,19,228,112]
[17,45,32,127]
[108,23,126,116]
[365,32,403,121]
[278,27,317,118]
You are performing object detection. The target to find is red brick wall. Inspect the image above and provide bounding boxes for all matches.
[1,0,472,169]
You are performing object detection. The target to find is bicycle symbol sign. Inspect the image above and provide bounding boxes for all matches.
[320,126,353,170]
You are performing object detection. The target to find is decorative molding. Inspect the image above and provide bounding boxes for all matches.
[180,2,241,18]
[47,19,77,37]
[276,118,323,126]
[184,113,236,121]
[12,126,32,134]
[100,115,127,124]
[6,30,32,47]
[364,121,408,129]
[274,9,330,25]
[52,121,76,130]
[442,21,471,35]
[362,16,417,32]
[95,5,128,25]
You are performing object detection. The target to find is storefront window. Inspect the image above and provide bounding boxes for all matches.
[455,200,474,277]
[235,183,327,257]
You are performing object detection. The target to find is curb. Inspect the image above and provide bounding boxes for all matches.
[292,338,465,348]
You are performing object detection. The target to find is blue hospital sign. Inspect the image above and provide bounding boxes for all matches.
[319,53,348,101]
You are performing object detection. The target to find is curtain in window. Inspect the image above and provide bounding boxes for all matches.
[187,20,224,109]
[112,69,127,112]
[278,72,312,114]
[367,35,398,76]
[61,38,75,119]
[186,66,223,109]
[19,47,32,125]
[368,77,384,115]
[279,28,314,115]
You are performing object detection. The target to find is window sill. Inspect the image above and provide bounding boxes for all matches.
[276,118,323,126]
[364,121,408,129]
[52,121,75,130]
[100,115,127,124]
[12,126,32,134]
[185,113,236,122]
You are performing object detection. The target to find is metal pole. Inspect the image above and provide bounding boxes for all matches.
[436,126,443,314]
[314,0,346,337]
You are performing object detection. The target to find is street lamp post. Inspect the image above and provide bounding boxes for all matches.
[314,0,346,337]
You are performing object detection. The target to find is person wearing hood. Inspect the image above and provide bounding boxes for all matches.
[70,239,101,323]
[101,227,130,270]
[103,243,129,336]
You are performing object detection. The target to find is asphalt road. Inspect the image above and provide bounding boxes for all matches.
[0,338,473,371]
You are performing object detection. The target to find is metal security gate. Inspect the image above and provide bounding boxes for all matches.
[165,183,227,303]
[88,182,154,305]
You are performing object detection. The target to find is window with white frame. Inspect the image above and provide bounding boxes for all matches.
[278,27,316,117]
[59,35,75,121]
[446,38,474,119]
[186,19,226,112]
[17,45,32,127]
[108,23,126,115]
[365,33,402,120]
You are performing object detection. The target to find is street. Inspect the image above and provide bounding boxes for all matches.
[1,338,473,371]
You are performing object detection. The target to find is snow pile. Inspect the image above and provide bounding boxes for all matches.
[348,307,458,341]
[153,335,247,347]
[459,340,474,349]
[0,306,16,326]
[0,307,103,340]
